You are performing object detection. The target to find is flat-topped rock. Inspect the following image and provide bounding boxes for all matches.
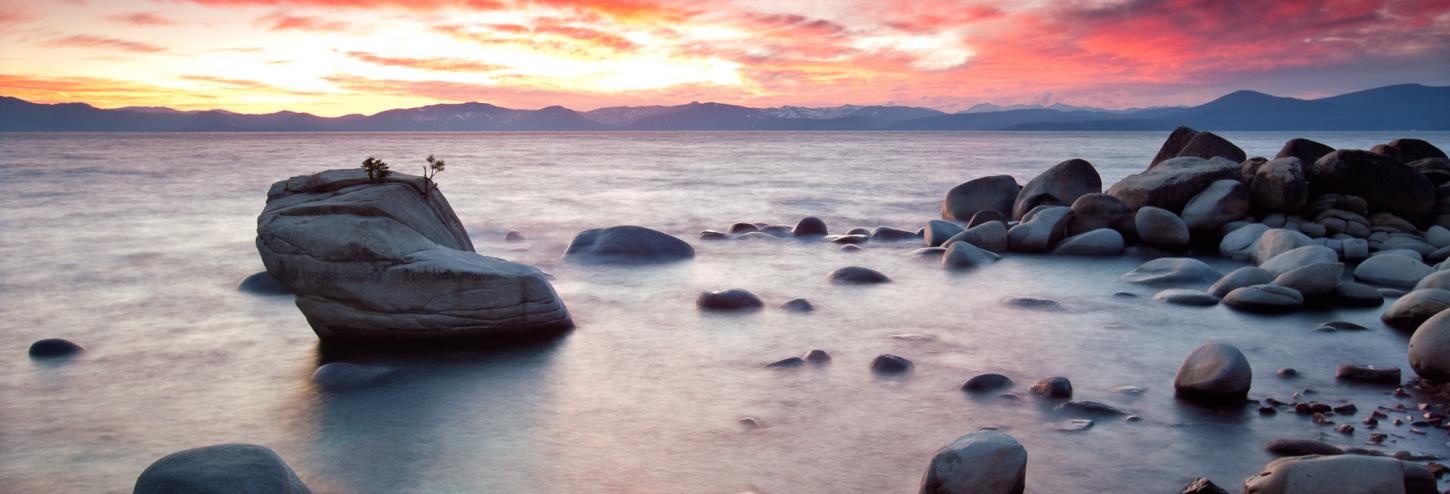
[1210,267,1273,298]
[1107,156,1239,212]
[1154,289,1219,306]
[1243,454,1434,494]
[255,169,571,344]
[1354,254,1433,288]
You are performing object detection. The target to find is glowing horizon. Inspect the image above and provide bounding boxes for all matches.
[2,0,1448,117]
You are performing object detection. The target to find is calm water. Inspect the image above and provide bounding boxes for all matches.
[3,131,1449,493]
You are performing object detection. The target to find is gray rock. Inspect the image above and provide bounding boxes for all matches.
[1181,179,1250,233]
[311,362,397,391]
[566,225,695,263]
[1135,206,1189,247]
[1051,228,1125,256]
[1180,476,1229,494]
[1210,267,1273,298]
[826,234,868,245]
[1120,258,1220,285]
[870,226,919,242]
[1426,225,1450,248]
[1342,238,1371,261]
[919,430,1027,494]
[942,175,1021,222]
[968,210,1008,228]
[803,349,831,364]
[1220,223,1271,260]
[1047,419,1094,432]
[1380,288,1450,329]
[1004,297,1064,311]
[698,230,729,240]
[1154,289,1219,306]
[1259,245,1339,276]
[1030,377,1073,399]
[238,271,290,296]
[1223,285,1304,313]
[1409,310,1450,381]
[765,357,805,368]
[1067,193,1136,237]
[256,169,571,344]
[1354,255,1433,288]
[961,373,1014,393]
[945,221,1009,252]
[697,289,765,311]
[1174,342,1252,403]
[133,444,312,494]
[1012,159,1101,220]
[829,266,890,285]
[1373,248,1425,262]
[1243,454,1434,494]
[1055,400,1127,416]
[1107,156,1239,212]
[728,223,758,234]
[1176,131,1247,163]
[1310,149,1437,222]
[781,298,815,312]
[1150,126,1201,167]
[1335,364,1401,385]
[1007,206,1072,252]
[909,247,947,258]
[1264,438,1345,457]
[759,225,793,237]
[1250,157,1310,213]
[1271,262,1343,297]
[792,216,828,237]
[942,241,1001,270]
[871,354,912,374]
[925,220,966,247]
[1274,138,1335,167]
[1333,282,1385,307]
[504,230,526,242]
[28,338,83,358]
[1253,229,1314,265]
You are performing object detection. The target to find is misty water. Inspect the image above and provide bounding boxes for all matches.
[3,131,1449,493]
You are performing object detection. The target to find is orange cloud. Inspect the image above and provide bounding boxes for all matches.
[343,51,510,72]
[256,12,351,32]
[108,12,179,26]
[44,35,167,53]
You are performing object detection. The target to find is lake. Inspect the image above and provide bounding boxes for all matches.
[2,131,1448,493]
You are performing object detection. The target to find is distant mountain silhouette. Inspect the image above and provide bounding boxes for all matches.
[2,84,1446,131]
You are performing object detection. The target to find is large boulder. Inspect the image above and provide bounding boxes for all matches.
[134,444,312,494]
[1410,310,1450,381]
[1052,228,1125,256]
[1150,126,1200,167]
[1135,206,1189,247]
[1066,193,1135,237]
[1120,258,1219,285]
[565,225,695,264]
[1274,138,1334,167]
[919,430,1027,494]
[1220,223,1271,261]
[1180,179,1250,232]
[1107,156,1240,212]
[255,170,572,344]
[1210,267,1273,298]
[1259,245,1338,277]
[1271,262,1342,298]
[1380,138,1448,163]
[1223,285,1303,313]
[1252,229,1314,266]
[925,220,966,247]
[944,221,1008,252]
[1174,342,1252,404]
[1309,150,1436,222]
[1242,454,1435,494]
[942,176,1021,222]
[1380,288,1450,330]
[1012,159,1101,220]
[1250,157,1310,214]
[1007,206,1072,252]
[1354,254,1433,288]
[1176,131,1247,164]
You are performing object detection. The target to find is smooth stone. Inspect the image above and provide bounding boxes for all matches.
[311,362,396,391]
[792,216,828,237]
[1180,476,1230,494]
[942,241,1000,270]
[829,266,890,285]
[1120,258,1220,285]
[1427,226,1450,248]
[698,230,729,240]
[1051,228,1125,256]
[1335,364,1401,385]
[504,230,526,242]
[1004,297,1063,311]
[944,221,1009,252]
[919,430,1027,494]
[1150,126,1201,166]
[1250,157,1310,213]
[1135,206,1190,247]
[1253,229,1315,266]
[1210,267,1274,298]
[781,298,815,312]
[942,175,1021,222]
[1047,419,1094,432]
[1276,368,1298,378]
[566,225,695,264]
[1314,321,1370,332]
[1055,400,1127,416]
[133,444,312,494]
[1275,137,1335,166]
[961,373,1014,393]
[870,226,918,242]
[1154,288,1219,306]
[1006,206,1072,252]
[1030,377,1073,399]
[1343,238,1371,260]
[839,244,862,253]
[238,271,290,295]
[1380,288,1450,329]
[737,231,778,241]
[1354,255,1433,288]
[909,247,947,258]
[1176,130,1247,163]
[1409,310,1450,381]
[728,223,758,234]
[968,210,1007,228]
[1264,438,1345,457]
[1066,193,1135,237]
[802,349,832,364]
[1333,282,1385,307]
[870,354,913,374]
[924,220,965,247]
[1107,156,1239,212]
[1244,454,1435,494]
[28,338,83,358]
[1271,262,1343,298]
[845,227,871,236]
[1181,179,1250,232]
[759,225,793,237]
[1223,284,1304,313]
[1174,342,1252,403]
[1259,245,1339,277]
[1412,270,1450,290]
[765,357,805,368]
[1011,158,1101,220]
[1310,149,1437,221]
[1373,248,1424,262]
[1220,223,1271,261]
[697,289,765,311]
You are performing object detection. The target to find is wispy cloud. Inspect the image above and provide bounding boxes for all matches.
[44,35,167,53]
[108,12,178,26]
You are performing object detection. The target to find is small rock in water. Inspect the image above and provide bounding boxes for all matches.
[1209,266,1273,298]
[698,230,729,240]
[1179,476,1229,494]
[781,298,814,312]
[1174,342,1252,404]
[1154,288,1219,306]
[728,223,759,234]
[890,333,937,342]
[1047,419,1094,432]
[1003,297,1064,311]
[839,244,862,253]
[828,266,890,285]
[1112,292,1139,298]
[870,354,913,374]
[238,271,290,296]
[961,373,1014,393]
[28,338,84,358]
[311,362,397,391]
[1312,321,1369,332]
[792,216,828,237]
[1222,284,1303,313]
[1276,368,1298,378]
[1335,364,1401,385]
[1264,438,1344,457]
[696,289,764,311]
[802,349,831,364]
[504,230,526,242]
[1030,377,1073,399]
[909,247,947,258]
[869,226,918,242]
[1056,400,1127,416]
[765,357,805,369]
[845,227,871,236]
[1113,385,1148,395]
[1120,258,1219,284]
[738,416,762,429]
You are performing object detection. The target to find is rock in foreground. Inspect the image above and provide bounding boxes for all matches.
[1242,454,1435,494]
[920,430,1027,494]
[1174,342,1252,404]
[1410,310,1450,381]
[134,444,312,494]
[29,338,84,358]
[255,169,571,344]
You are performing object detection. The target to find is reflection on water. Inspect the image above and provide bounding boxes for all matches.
[2,132,1448,493]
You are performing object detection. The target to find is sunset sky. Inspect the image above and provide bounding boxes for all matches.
[2,0,1448,116]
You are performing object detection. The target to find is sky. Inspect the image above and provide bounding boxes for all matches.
[1,0,1448,116]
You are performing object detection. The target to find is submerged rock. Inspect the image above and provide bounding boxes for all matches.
[1409,310,1450,381]
[134,444,312,494]
[870,354,913,374]
[1154,289,1219,306]
[1264,438,1344,457]
[1174,342,1252,404]
[1120,258,1219,285]
[792,216,828,237]
[942,241,1001,270]
[311,362,397,391]
[28,338,83,358]
[697,289,765,311]
[961,373,1014,393]
[238,271,290,296]
[1335,364,1401,385]
[829,266,891,285]
[255,169,571,344]
[1055,400,1127,416]
[919,430,1027,494]
[566,225,695,264]
[781,298,815,312]
[870,226,918,242]
[1223,285,1304,313]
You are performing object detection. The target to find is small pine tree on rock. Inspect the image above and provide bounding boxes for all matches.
[422,155,446,197]
[361,157,391,182]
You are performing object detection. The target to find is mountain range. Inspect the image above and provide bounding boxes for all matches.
[2,84,1447,132]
